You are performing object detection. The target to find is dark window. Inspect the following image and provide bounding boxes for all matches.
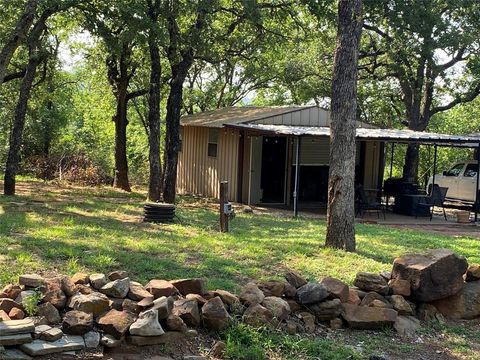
[446,163,464,176]
[208,129,219,157]
[464,163,478,177]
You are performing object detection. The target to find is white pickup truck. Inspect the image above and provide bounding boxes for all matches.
[427,161,479,202]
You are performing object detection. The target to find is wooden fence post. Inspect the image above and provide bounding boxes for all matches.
[220,181,229,232]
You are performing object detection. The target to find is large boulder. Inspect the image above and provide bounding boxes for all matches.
[341,304,397,329]
[431,280,480,319]
[100,278,130,299]
[144,280,178,298]
[128,282,152,301]
[37,303,61,324]
[97,309,136,339]
[172,299,200,327]
[202,297,230,330]
[296,283,329,305]
[256,280,285,297]
[353,273,389,295]
[391,249,468,302]
[242,304,273,327]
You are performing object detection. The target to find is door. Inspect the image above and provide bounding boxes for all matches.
[260,136,287,203]
[441,163,465,200]
[459,163,478,202]
[249,136,263,204]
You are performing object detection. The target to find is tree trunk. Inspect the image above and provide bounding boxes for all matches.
[162,78,183,203]
[147,35,162,201]
[0,0,37,88]
[4,44,40,195]
[325,0,363,251]
[113,79,131,192]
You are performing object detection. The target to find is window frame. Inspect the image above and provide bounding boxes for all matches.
[207,128,219,158]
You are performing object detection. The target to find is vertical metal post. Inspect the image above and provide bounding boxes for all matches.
[389,143,395,178]
[475,144,480,222]
[432,144,438,194]
[293,136,301,217]
[220,181,229,232]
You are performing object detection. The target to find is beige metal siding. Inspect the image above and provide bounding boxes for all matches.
[177,126,239,200]
[253,107,330,127]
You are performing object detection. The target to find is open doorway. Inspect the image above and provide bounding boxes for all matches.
[261,136,287,203]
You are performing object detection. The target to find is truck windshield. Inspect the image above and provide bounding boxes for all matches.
[446,163,464,176]
[464,164,478,178]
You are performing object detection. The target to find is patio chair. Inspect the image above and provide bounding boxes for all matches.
[415,185,448,221]
[355,184,386,219]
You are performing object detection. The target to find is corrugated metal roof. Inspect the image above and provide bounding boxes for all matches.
[226,123,480,146]
[181,105,317,127]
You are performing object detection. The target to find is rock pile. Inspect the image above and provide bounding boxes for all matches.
[0,249,479,358]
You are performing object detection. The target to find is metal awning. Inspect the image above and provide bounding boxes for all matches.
[226,123,480,147]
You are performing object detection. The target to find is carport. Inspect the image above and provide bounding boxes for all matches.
[226,123,480,221]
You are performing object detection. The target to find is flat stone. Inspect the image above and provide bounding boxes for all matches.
[296,282,329,305]
[353,272,389,295]
[261,296,290,320]
[0,333,32,346]
[68,292,110,316]
[19,335,85,356]
[19,274,45,288]
[39,327,63,342]
[83,331,100,348]
[239,283,265,305]
[137,296,154,308]
[34,325,52,338]
[100,278,130,299]
[37,302,61,324]
[170,279,207,296]
[129,309,165,336]
[360,292,390,307]
[341,304,397,329]
[128,282,152,301]
[172,299,200,327]
[127,331,186,346]
[144,280,178,298]
[108,271,129,281]
[151,296,174,319]
[308,298,342,321]
[62,310,93,335]
[0,319,35,335]
[202,297,230,330]
[89,274,107,290]
[392,249,468,302]
[321,277,350,303]
[284,271,307,289]
[97,309,135,339]
[1,348,32,360]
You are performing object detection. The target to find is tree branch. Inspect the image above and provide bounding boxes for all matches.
[126,89,148,100]
[431,82,480,115]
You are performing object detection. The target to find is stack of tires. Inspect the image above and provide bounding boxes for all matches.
[143,203,175,223]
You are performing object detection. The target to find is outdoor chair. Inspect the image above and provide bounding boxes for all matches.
[355,185,386,219]
[415,185,448,221]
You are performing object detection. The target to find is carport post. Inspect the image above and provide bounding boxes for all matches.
[293,136,301,217]
[475,143,480,222]
[432,144,438,193]
[389,142,395,178]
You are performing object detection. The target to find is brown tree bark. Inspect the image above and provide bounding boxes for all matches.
[325,0,363,251]
[4,10,48,195]
[0,0,37,88]
[146,1,162,202]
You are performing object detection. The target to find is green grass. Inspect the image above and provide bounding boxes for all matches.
[1,180,479,359]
